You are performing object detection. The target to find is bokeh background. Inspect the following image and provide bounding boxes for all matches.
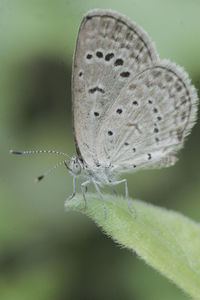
[1,0,200,299]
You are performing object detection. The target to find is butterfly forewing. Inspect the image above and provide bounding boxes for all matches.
[72,9,159,167]
[96,61,198,172]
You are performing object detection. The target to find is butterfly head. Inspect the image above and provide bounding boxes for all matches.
[67,156,82,176]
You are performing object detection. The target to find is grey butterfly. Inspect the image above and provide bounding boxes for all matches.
[11,9,198,216]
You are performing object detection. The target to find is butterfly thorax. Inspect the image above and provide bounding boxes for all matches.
[68,156,116,185]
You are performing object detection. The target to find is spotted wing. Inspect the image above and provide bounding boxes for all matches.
[72,9,158,167]
[96,60,198,172]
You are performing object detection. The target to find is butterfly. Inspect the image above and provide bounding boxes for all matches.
[10,9,198,217]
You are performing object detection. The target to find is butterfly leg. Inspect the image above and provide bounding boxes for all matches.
[67,176,76,201]
[109,181,117,195]
[81,180,90,209]
[92,180,107,218]
[110,179,135,217]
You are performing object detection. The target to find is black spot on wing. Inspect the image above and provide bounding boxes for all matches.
[114,58,124,66]
[120,71,130,77]
[89,86,105,94]
[105,53,114,61]
[96,51,103,58]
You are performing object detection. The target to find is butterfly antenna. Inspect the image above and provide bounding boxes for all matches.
[10,149,71,159]
[35,159,69,183]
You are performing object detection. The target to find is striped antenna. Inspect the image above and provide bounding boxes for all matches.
[35,160,69,183]
[10,149,71,159]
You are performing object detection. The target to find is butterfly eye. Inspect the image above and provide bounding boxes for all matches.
[72,161,81,175]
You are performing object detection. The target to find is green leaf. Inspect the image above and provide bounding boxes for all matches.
[65,193,200,299]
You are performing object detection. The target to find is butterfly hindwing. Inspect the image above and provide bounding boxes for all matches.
[96,60,198,172]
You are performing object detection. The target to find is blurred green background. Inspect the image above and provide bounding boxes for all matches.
[1,0,200,299]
